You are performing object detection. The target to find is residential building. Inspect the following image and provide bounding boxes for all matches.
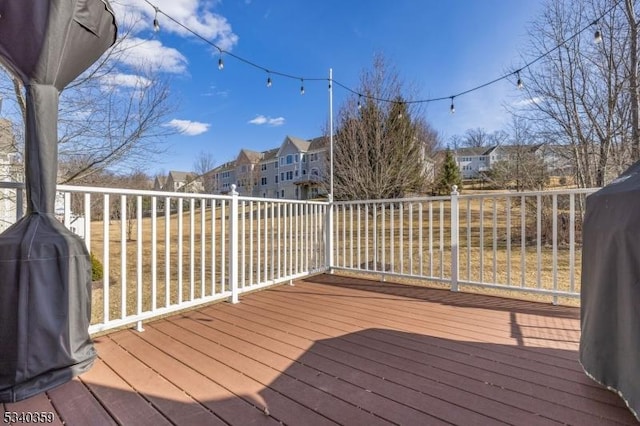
[452,144,573,180]
[207,135,330,200]
[159,170,203,193]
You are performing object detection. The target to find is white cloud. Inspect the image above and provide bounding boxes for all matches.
[112,0,239,52]
[117,37,188,74]
[512,96,544,108]
[248,115,285,127]
[164,119,210,136]
[100,73,152,89]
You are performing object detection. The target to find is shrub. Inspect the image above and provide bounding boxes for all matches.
[90,252,103,282]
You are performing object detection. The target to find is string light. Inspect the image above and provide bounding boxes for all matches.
[153,7,160,32]
[516,70,523,89]
[142,0,623,113]
[217,49,224,70]
[300,79,305,95]
[592,20,603,43]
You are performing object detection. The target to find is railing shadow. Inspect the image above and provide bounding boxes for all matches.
[5,326,634,425]
[298,273,580,319]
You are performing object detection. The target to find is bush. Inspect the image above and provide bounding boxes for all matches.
[90,252,103,282]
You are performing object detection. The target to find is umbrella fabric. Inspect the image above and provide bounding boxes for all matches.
[0,0,117,402]
[581,160,640,421]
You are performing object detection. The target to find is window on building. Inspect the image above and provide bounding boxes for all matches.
[281,172,285,181]
[261,177,267,185]
[261,164,267,171]
[274,161,278,169]
[302,154,306,163]
[280,157,284,166]
[281,189,285,198]
[295,187,299,198]
[286,154,293,164]
[294,154,299,163]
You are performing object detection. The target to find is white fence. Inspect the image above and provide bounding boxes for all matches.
[0,182,596,333]
[332,187,597,303]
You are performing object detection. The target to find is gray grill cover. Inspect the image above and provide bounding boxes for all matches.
[0,0,116,402]
[581,160,640,421]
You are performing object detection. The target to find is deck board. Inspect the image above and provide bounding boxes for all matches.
[3,274,637,425]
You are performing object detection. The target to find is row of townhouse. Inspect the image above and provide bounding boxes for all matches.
[453,144,573,179]
[153,170,203,193]
[207,135,330,200]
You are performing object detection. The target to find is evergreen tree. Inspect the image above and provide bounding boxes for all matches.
[434,149,462,195]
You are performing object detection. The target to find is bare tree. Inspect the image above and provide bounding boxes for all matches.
[0,19,177,184]
[522,0,633,187]
[329,54,440,200]
[192,151,216,193]
[463,128,492,148]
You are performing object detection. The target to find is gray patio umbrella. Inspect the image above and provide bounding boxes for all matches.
[581,160,640,421]
[0,0,117,402]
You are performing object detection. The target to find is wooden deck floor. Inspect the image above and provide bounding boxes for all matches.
[2,274,636,425]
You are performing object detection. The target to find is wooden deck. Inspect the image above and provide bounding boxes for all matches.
[2,274,636,425]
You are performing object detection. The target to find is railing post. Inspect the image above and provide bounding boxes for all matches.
[325,194,334,273]
[228,185,239,304]
[451,185,459,292]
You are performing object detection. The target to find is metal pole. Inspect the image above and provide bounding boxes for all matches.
[326,68,335,271]
[329,68,334,199]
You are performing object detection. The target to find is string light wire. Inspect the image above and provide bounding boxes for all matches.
[142,0,623,109]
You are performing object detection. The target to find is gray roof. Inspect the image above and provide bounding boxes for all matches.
[286,135,312,152]
[308,136,329,151]
[261,148,279,161]
[239,149,263,163]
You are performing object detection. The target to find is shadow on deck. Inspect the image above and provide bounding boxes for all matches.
[2,274,635,425]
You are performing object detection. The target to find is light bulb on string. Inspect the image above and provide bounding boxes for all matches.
[153,7,160,32]
[218,52,224,70]
[516,70,523,89]
[450,97,455,114]
[594,29,602,43]
[300,79,305,95]
[357,95,362,110]
[266,75,272,88]
[592,20,602,44]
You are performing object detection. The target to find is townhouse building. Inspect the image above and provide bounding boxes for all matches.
[453,144,573,179]
[209,135,329,200]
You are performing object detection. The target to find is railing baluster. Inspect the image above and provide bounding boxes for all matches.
[151,197,157,311]
[103,194,110,325]
[136,196,143,331]
[120,195,127,319]
[189,198,195,301]
[165,196,171,306]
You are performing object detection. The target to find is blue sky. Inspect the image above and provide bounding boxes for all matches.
[109,0,544,174]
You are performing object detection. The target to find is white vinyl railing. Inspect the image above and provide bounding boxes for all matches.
[0,182,596,333]
[332,186,598,303]
[0,183,328,334]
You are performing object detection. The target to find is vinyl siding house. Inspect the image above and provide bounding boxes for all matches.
[208,135,329,200]
[162,170,203,193]
[453,144,574,180]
